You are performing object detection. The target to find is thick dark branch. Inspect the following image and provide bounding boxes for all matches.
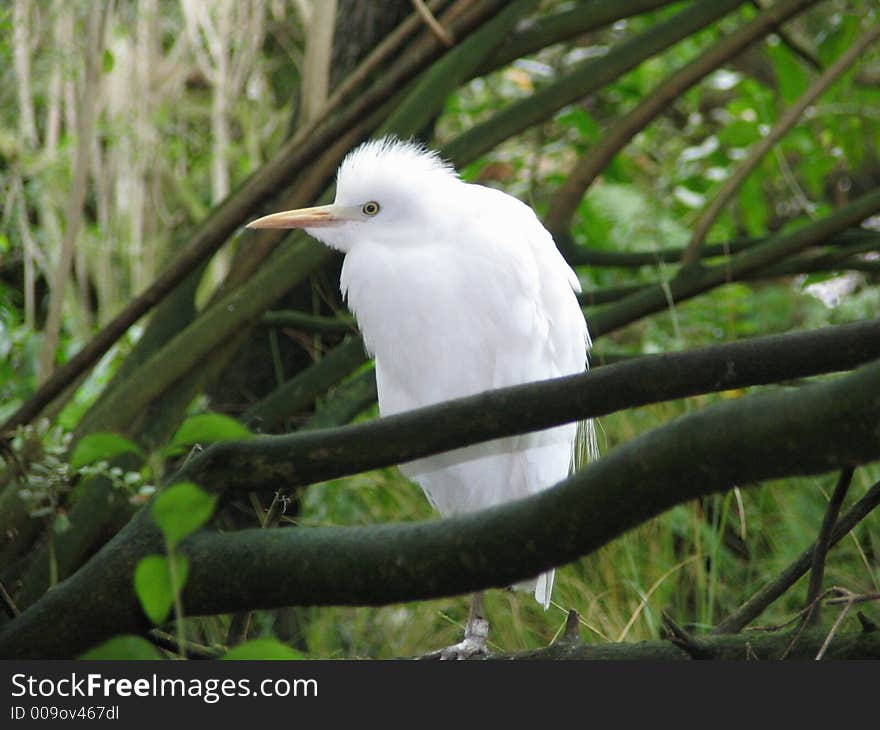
[578,233,880,306]
[564,229,876,268]
[484,629,880,660]
[544,0,820,239]
[444,0,748,165]
[481,0,679,74]
[181,319,880,495]
[590,189,880,337]
[1,348,879,657]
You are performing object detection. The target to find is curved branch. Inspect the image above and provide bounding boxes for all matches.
[683,23,880,263]
[480,0,678,75]
[590,187,880,337]
[444,0,749,166]
[563,229,877,268]
[544,0,820,239]
[578,234,880,306]
[177,319,880,496]
[2,352,879,657]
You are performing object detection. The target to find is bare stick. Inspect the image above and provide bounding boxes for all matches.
[411,0,454,46]
[816,601,854,660]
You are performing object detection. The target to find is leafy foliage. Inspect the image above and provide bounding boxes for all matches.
[134,553,190,627]
[167,414,253,456]
[151,481,218,550]
[70,433,145,469]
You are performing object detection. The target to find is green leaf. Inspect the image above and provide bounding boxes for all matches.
[739,173,768,237]
[70,432,145,469]
[221,638,306,660]
[134,554,189,626]
[767,43,808,105]
[168,413,252,454]
[80,635,164,660]
[103,49,115,74]
[718,119,760,148]
[152,481,217,548]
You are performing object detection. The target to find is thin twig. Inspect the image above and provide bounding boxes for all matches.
[662,611,711,659]
[713,479,880,634]
[411,0,454,46]
[826,591,880,607]
[805,467,855,625]
[815,601,853,660]
[0,580,20,618]
[148,629,223,660]
[780,586,851,658]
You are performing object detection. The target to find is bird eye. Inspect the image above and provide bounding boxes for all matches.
[362,201,380,216]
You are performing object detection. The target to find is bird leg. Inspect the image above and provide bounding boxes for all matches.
[438,592,489,660]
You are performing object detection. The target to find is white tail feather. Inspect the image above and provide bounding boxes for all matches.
[534,569,555,610]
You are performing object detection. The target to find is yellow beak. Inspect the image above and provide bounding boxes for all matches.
[246,204,345,229]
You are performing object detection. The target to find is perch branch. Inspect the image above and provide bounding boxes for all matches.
[1,345,879,657]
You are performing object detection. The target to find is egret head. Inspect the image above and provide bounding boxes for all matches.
[246,137,458,253]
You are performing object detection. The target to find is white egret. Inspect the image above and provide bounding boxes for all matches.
[248,137,592,657]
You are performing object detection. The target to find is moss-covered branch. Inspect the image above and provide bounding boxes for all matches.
[444,0,748,165]
[481,0,679,75]
[179,319,880,495]
[1,336,878,657]
[483,628,880,660]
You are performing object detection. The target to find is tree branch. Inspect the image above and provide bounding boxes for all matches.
[589,187,880,337]
[563,229,877,268]
[243,336,367,430]
[483,628,880,660]
[1,337,879,657]
[172,319,880,496]
[444,0,749,166]
[480,0,679,75]
[544,0,820,240]
[261,310,355,334]
[683,23,880,263]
